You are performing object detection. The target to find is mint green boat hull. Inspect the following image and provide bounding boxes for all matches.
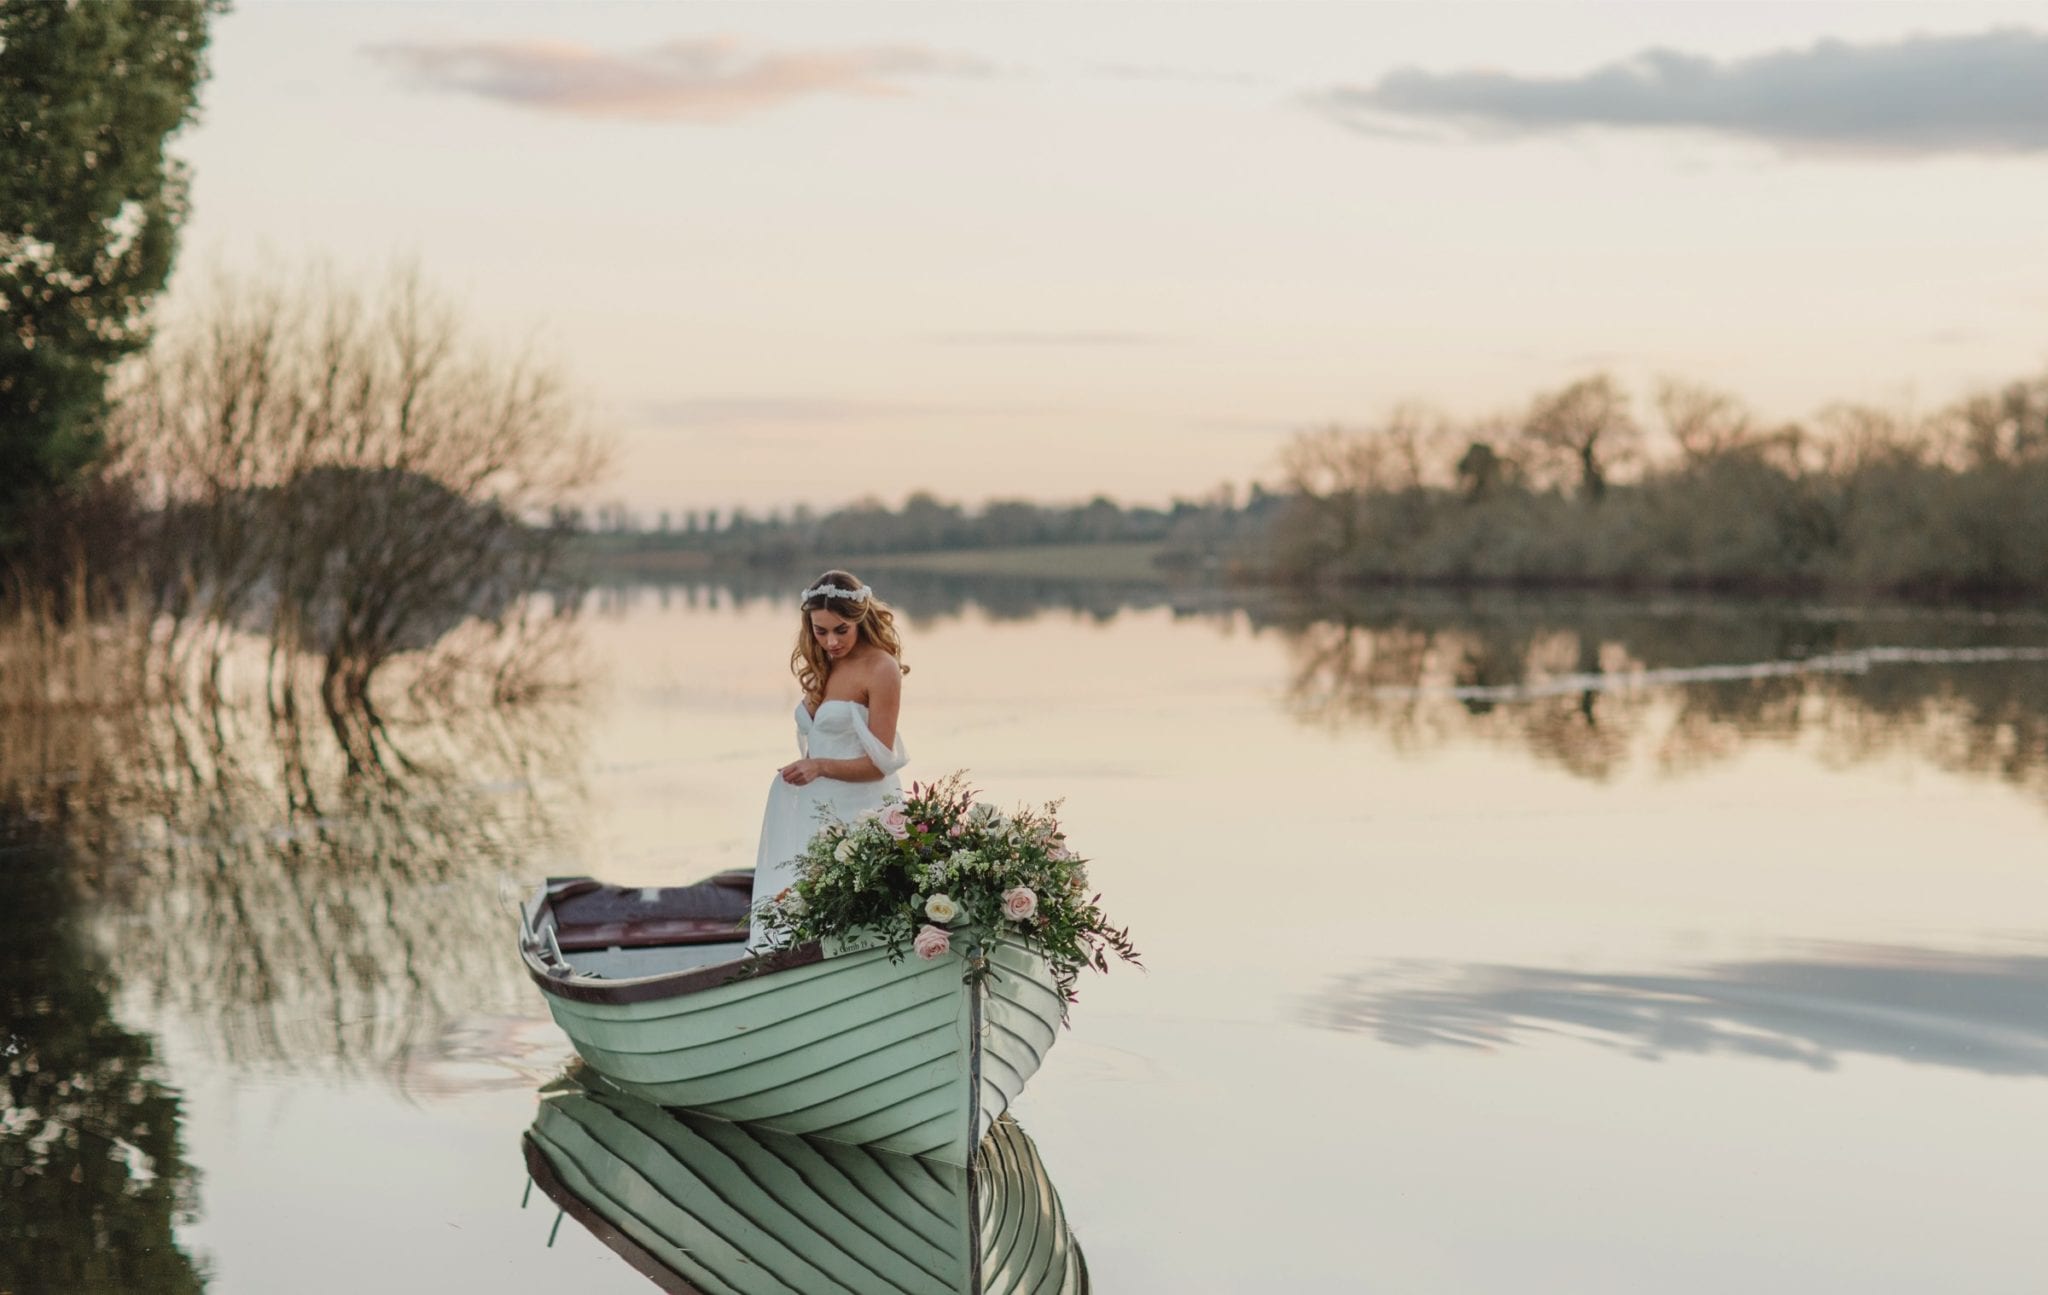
[528,936,1063,1168]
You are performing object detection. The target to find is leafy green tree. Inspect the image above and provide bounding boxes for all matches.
[1454,440,1507,502]
[0,0,223,539]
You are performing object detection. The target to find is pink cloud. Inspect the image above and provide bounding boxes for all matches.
[362,35,993,122]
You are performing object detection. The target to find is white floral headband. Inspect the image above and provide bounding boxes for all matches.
[801,582,872,605]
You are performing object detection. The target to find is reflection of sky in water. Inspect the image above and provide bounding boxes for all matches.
[10,587,2048,1293]
[1311,944,2048,1077]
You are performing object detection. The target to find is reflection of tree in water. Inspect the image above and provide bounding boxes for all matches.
[607,576,2048,801]
[575,566,1219,627]
[2,685,584,1077]
[1277,615,1645,780]
[1269,595,2048,803]
[1,821,208,1293]
[1309,944,2048,1078]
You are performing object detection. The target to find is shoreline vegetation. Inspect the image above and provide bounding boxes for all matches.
[565,367,2048,604]
[5,0,2046,688]
[0,264,602,725]
[569,539,1175,584]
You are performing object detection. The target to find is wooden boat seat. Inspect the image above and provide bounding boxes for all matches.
[547,873,753,951]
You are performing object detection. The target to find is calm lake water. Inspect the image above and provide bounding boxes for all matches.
[7,582,2048,1292]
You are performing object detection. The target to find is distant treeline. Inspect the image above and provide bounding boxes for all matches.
[577,367,2048,599]
[565,489,1278,573]
[1256,372,2048,598]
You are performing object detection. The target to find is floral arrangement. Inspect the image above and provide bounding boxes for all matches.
[750,773,1140,1017]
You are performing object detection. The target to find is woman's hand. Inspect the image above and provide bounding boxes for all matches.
[780,758,828,786]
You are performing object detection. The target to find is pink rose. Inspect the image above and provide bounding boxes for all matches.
[881,806,910,840]
[947,821,966,838]
[1001,886,1038,922]
[913,924,951,961]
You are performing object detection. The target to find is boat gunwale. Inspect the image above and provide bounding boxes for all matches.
[524,928,826,1006]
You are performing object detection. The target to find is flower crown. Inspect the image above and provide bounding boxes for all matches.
[801,581,872,605]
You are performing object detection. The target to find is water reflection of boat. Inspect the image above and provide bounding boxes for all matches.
[522,1068,1089,1294]
[519,876,1063,1167]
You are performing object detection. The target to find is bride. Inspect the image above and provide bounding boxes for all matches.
[749,569,910,946]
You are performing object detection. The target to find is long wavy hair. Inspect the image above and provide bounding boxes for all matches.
[790,569,908,704]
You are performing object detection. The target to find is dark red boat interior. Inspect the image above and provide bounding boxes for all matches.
[546,872,753,951]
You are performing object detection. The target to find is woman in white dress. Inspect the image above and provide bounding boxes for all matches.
[749,569,910,946]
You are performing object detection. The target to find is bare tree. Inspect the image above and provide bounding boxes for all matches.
[1947,375,2048,468]
[1812,401,1930,475]
[104,262,608,717]
[1655,378,1757,463]
[1521,374,1641,501]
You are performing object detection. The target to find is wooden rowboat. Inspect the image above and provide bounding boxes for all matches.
[519,875,1065,1167]
[522,1067,1089,1294]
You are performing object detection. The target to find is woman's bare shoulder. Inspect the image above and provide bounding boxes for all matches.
[857,649,902,692]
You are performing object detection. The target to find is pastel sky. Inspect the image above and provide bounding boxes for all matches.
[170,1,2048,515]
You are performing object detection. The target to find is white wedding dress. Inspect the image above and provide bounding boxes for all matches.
[749,699,909,946]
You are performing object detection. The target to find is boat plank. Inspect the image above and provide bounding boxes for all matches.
[545,944,942,1029]
[526,1069,1089,1294]
[674,1113,968,1287]
[627,1020,962,1116]
[715,1056,959,1132]
[559,994,961,1089]
[540,1098,973,1294]
[533,1116,833,1294]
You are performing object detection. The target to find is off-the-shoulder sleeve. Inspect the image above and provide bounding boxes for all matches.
[853,721,909,776]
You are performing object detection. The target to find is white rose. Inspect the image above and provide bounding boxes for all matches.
[833,839,855,863]
[924,893,960,923]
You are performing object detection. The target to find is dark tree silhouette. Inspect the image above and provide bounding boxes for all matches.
[1,821,207,1293]
[0,0,223,542]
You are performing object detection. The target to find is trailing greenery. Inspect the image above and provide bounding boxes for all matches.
[751,773,1140,1016]
[0,0,224,545]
